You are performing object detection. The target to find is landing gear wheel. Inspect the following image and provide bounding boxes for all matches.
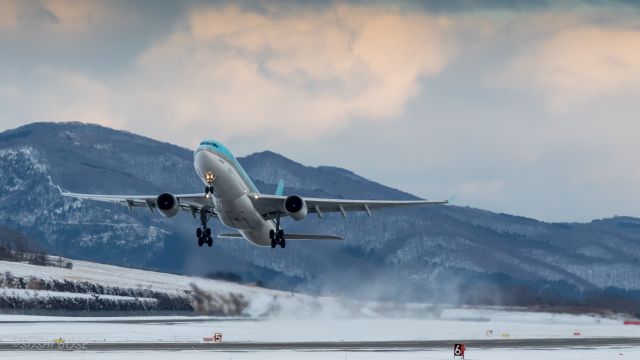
[271,213,286,249]
[196,208,215,248]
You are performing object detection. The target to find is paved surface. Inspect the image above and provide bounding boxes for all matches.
[3,337,640,351]
[0,317,250,324]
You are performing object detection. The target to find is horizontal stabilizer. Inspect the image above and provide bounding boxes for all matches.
[218,233,244,238]
[218,233,343,240]
[283,233,343,240]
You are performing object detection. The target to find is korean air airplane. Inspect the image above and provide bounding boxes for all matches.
[61,140,447,249]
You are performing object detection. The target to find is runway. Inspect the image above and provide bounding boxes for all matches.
[3,337,640,351]
[0,317,250,325]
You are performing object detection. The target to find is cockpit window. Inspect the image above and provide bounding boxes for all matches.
[200,141,219,148]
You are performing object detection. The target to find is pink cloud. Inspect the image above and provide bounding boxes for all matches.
[501,25,640,112]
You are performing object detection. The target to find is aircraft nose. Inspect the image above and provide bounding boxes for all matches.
[194,149,218,181]
[194,149,210,172]
[194,147,216,163]
[193,148,206,162]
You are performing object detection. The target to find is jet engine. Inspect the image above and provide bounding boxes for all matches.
[157,193,180,218]
[284,195,307,221]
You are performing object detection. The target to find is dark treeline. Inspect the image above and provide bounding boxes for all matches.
[456,274,640,317]
[0,225,72,268]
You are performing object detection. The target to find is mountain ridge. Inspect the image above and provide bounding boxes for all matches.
[1,122,640,309]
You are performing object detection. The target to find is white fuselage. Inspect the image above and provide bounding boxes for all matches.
[193,145,275,246]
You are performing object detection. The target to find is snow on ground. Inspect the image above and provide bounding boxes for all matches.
[2,258,640,346]
[6,348,640,360]
[1,259,277,296]
[1,313,639,343]
[0,259,354,317]
[0,288,156,303]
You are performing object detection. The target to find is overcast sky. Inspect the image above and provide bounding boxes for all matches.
[1,0,639,222]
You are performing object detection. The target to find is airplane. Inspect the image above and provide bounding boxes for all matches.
[61,140,447,249]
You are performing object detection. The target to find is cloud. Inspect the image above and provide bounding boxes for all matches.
[0,3,454,145]
[123,4,454,141]
[37,0,97,31]
[500,25,640,112]
[0,0,126,35]
[0,0,18,29]
[3,2,640,222]
[0,67,122,131]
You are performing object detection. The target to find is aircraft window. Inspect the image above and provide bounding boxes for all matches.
[200,142,219,148]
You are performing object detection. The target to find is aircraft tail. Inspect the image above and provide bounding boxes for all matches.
[275,179,284,196]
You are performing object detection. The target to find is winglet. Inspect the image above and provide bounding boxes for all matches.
[275,179,284,196]
[448,194,456,204]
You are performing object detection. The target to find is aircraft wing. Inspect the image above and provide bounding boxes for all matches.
[250,194,447,220]
[59,189,216,216]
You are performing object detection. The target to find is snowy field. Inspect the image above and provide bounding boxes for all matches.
[1,259,260,295]
[2,257,640,345]
[4,300,639,359]
[2,260,640,359]
[0,259,363,317]
[0,309,638,343]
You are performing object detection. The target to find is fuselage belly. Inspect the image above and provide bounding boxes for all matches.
[193,144,274,246]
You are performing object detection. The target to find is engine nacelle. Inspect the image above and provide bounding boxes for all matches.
[157,193,180,218]
[284,195,307,221]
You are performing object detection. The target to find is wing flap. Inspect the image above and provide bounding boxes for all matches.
[60,189,217,215]
[250,193,447,220]
[218,232,342,240]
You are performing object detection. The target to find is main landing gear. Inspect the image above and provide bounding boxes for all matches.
[197,208,213,247]
[269,214,286,249]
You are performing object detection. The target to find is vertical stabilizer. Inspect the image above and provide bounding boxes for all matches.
[275,179,285,196]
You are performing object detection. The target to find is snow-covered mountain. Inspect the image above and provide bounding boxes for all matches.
[1,122,640,307]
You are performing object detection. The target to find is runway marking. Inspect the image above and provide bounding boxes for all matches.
[3,338,640,351]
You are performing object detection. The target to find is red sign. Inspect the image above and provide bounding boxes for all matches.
[454,343,465,359]
[203,332,223,343]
